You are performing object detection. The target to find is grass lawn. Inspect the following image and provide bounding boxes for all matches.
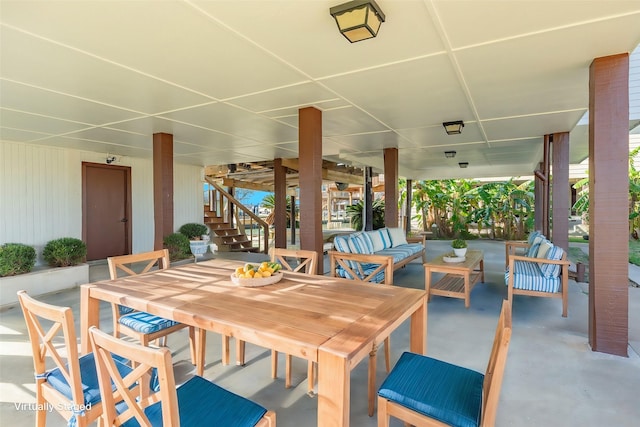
[569,237,640,267]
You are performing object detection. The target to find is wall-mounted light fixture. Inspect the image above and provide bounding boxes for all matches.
[335,182,349,191]
[330,0,385,43]
[106,155,116,164]
[444,151,457,158]
[443,120,464,135]
[458,162,469,168]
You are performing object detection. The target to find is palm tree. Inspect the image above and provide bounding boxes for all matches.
[346,199,385,231]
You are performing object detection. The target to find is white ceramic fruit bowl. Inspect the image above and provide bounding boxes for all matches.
[230,272,283,287]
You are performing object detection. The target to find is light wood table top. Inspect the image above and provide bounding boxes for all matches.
[80,258,427,427]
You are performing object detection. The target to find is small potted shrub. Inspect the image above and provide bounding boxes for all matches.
[179,223,210,261]
[452,238,468,257]
[163,233,191,262]
[42,238,87,267]
[0,243,36,277]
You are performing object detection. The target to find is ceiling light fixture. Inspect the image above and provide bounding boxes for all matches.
[330,0,385,43]
[443,120,465,135]
[444,151,457,158]
[458,162,469,168]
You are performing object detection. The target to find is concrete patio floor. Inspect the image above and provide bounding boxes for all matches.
[1,239,638,426]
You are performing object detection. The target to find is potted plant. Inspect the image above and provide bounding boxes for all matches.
[179,223,210,261]
[452,238,468,257]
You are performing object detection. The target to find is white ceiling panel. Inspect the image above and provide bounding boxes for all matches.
[159,103,298,144]
[321,54,475,130]
[1,1,639,181]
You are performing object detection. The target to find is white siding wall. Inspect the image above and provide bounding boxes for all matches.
[0,141,203,263]
[630,45,640,122]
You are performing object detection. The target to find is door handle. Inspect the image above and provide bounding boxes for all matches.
[121,218,128,223]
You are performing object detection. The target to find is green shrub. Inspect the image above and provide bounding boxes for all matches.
[0,243,37,277]
[42,238,87,267]
[452,238,467,249]
[178,223,209,240]
[163,233,191,261]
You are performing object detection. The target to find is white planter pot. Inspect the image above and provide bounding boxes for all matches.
[453,247,467,257]
[189,240,209,258]
[0,264,89,308]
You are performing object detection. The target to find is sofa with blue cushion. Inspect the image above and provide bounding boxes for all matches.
[505,234,570,317]
[328,228,426,285]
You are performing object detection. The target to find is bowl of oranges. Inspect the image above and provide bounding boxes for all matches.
[231,262,283,287]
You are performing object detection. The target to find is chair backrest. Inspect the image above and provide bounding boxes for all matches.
[89,326,179,426]
[107,249,170,280]
[17,290,85,407]
[270,248,318,275]
[481,300,512,427]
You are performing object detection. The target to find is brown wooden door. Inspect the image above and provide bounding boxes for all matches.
[82,162,132,261]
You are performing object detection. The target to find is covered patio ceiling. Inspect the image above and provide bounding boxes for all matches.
[1,1,640,180]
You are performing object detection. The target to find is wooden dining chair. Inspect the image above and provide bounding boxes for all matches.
[269,248,319,393]
[89,326,276,427]
[377,300,512,427]
[107,249,217,376]
[17,290,131,427]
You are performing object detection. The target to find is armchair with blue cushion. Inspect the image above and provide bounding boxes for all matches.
[505,238,570,317]
[107,249,213,376]
[89,326,276,427]
[18,290,132,427]
[377,300,512,427]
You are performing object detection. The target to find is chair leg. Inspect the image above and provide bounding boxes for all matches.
[307,361,315,394]
[188,327,196,365]
[221,335,230,366]
[285,354,293,388]
[236,339,245,366]
[35,387,46,427]
[377,396,389,427]
[271,349,279,378]
[368,347,377,417]
[195,328,206,376]
[384,337,391,372]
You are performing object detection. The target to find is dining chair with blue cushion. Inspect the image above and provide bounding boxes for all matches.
[107,249,217,376]
[18,290,132,427]
[89,326,276,427]
[377,300,512,427]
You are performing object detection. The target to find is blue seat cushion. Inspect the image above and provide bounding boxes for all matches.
[119,311,180,334]
[378,352,484,427]
[376,243,423,264]
[505,260,561,293]
[118,305,135,316]
[335,265,386,284]
[46,353,130,406]
[121,375,267,427]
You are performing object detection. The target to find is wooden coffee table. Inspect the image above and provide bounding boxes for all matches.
[424,249,484,308]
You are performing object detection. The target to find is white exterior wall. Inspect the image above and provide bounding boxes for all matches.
[0,141,203,263]
[630,45,640,123]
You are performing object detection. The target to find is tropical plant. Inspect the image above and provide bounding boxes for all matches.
[0,243,36,276]
[178,223,209,240]
[42,237,87,267]
[163,233,191,261]
[346,199,385,231]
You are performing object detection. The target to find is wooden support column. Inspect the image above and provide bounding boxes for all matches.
[153,133,174,250]
[290,195,296,245]
[405,179,413,235]
[534,162,544,232]
[298,107,323,274]
[364,167,373,231]
[588,53,629,356]
[542,135,551,237]
[551,132,570,252]
[274,158,287,249]
[384,147,398,228]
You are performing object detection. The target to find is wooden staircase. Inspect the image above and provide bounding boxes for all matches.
[204,209,260,253]
[204,178,269,254]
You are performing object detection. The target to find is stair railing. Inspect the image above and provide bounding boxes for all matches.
[205,178,269,253]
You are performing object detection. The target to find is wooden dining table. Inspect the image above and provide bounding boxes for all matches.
[80,258,427,427]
